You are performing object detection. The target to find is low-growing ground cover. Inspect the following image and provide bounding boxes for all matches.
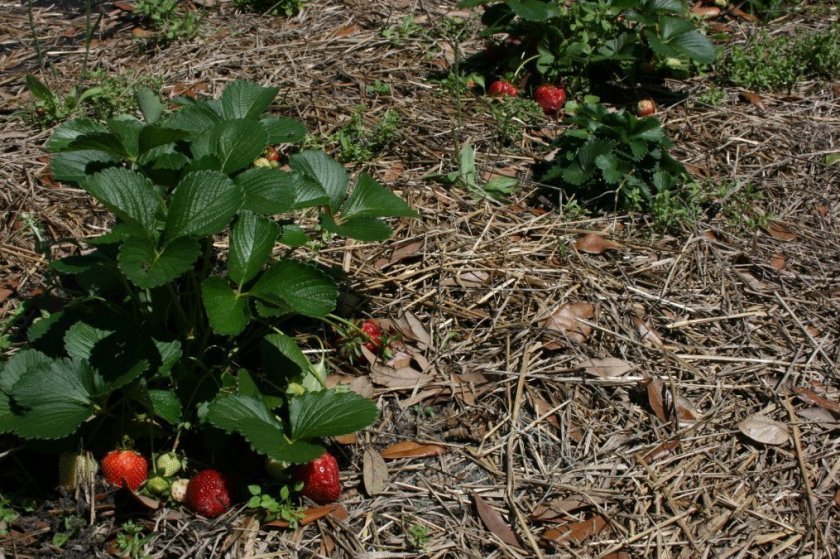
[1,0,839,557]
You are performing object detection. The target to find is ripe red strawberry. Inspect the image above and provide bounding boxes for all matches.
[533,85,567,114]
[360,319,384,353]
[488,80,518,97]
[185,469,234,518]
[101,450,148,491]
[637,99,656,117]
[266,145,281,162]
[295,452,341,504]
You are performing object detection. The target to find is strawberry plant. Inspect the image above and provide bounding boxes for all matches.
[541,97,688,215]
[0,80,416,467]
[460,0,716,91]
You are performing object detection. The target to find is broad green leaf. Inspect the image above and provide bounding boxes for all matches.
[147,389,182,424]
[63,132,129,158]
[162,104,221,135]
[235,168,301,215]
[290,150,349,212]
[209,119,269,175]
[153,339,182,376]
[25,74,54,102]
[221,80,279,121]
[118,236,200,288]
[671,28,716,65]
[338,174,417,220]
[506,0,560,20]
[278,224,309,247]
[0,391,20,435]
[164,170,243,241]
[12,358,96,440]
[64,321,112,361]
[261,332,310,379]
[201,277,250,336]
[89,328,151,390]
[206,394,324,464]
[229,211,279,285]
[83,167,160,236]
[320,214,393,241]
[138,126,188,154]
[108,116,143,159]
[0,349,52,393]
[51,150,117,184]
[289,390,378,439]
[135,87,164,124]
[260,117,306,144]
[251,259,338,317]
[236,370,261,398]
[46,118,108,152]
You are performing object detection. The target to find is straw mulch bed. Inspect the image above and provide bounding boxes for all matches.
[1,0,839,557]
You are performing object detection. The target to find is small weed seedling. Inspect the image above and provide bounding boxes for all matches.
[134,0,200,43]
[114,521,155,559]
[246,483,304,526]
[426,144,518,201]
[23,74,103,126]
[488,96,543,145]
[333,107,401,163]
[407,521,430,550]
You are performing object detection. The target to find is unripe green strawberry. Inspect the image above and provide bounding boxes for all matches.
[155,452,182,477]
[170,478,189,503]
[253,157,272,168]
[146,476,170,495]
[265,458,290,481]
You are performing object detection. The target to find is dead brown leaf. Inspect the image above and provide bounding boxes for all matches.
[633,317,665,347]
[646,379,698,424]
[738,414,790,445]
[0,288,13,304]
[263,504,348,528]
[380,441,445,460]
[740,91,766,111]
[473,493,521,548]
[543,515,608,545]
[370,363,433,390]
[530,394,560,429]
[333,433,357,445]
[647,379,668,422]
[641,440,680,464]
[333,23,360,37]
[834,489,840,507]
[580,357,632,378]
[791,386,840,415]
[362,449,388,496]
[691,5,720,17]
[128,490,160,510]
[531,496,607,522]
[770,253,785,271]
[797,406,840,430]
[574,233,620,255]
[543,303,595,348]
[113,0,134,10]
[374,239,423,270]
[764,221,797,242]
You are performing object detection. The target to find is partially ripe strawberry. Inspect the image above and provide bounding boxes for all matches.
[488,80,518,97]
[360,319,384,353]
[637,99,656,117]
[533,85,566,114]
[101,450,148,491]
[186,469,234,518]
[266,146,281,162]
[170,478,189,503]
[295,452,341,504]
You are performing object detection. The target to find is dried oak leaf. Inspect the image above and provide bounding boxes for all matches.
[574,233,620,255]
[633,317,665,347]
[263,504,348,528]
[380,441,445,460]
[764,220,797,242]
[543,515,608,545]
[770,253,785,271]
[737,414,790,445]
[473,493,521,548]
[543,303,594,349]
[362,449,388,496]
[646,379,699,424]
[531,496,607,522]
[740,91,766,111]
[580,357,632,378]
[791,386,840,415]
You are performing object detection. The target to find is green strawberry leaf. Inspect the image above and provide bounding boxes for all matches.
[261,332,310,381]
[209,119,269,175]
[260,116,306,144]
[51,150,117,185]
[11,357,97,440]
[290,150,349,212]
[229,211,279,286]
[235,168,300,215]
[206,394,324,464]
[64,322,112,361]
[0,349,52,393]
[251,259,338,318]
[147,389,182,424]
[118,236,201,289]
[135,87,164,124]
[289,389,378,439]
[320,214,394,241]
[221,80,279,121]
[201,277,250,336]
[164,170,243,242]
[83,167,160,237]
[46,118,109,152]
[107,116,143,159]
[337,174,417,220]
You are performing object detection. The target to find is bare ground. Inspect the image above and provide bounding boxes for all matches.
[1,0,839,557]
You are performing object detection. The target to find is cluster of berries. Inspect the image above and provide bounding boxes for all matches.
[97,449,341,518]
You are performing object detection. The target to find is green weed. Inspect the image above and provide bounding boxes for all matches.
[333,107,401,163]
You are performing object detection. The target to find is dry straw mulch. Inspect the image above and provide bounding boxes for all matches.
[1,0,839,557]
